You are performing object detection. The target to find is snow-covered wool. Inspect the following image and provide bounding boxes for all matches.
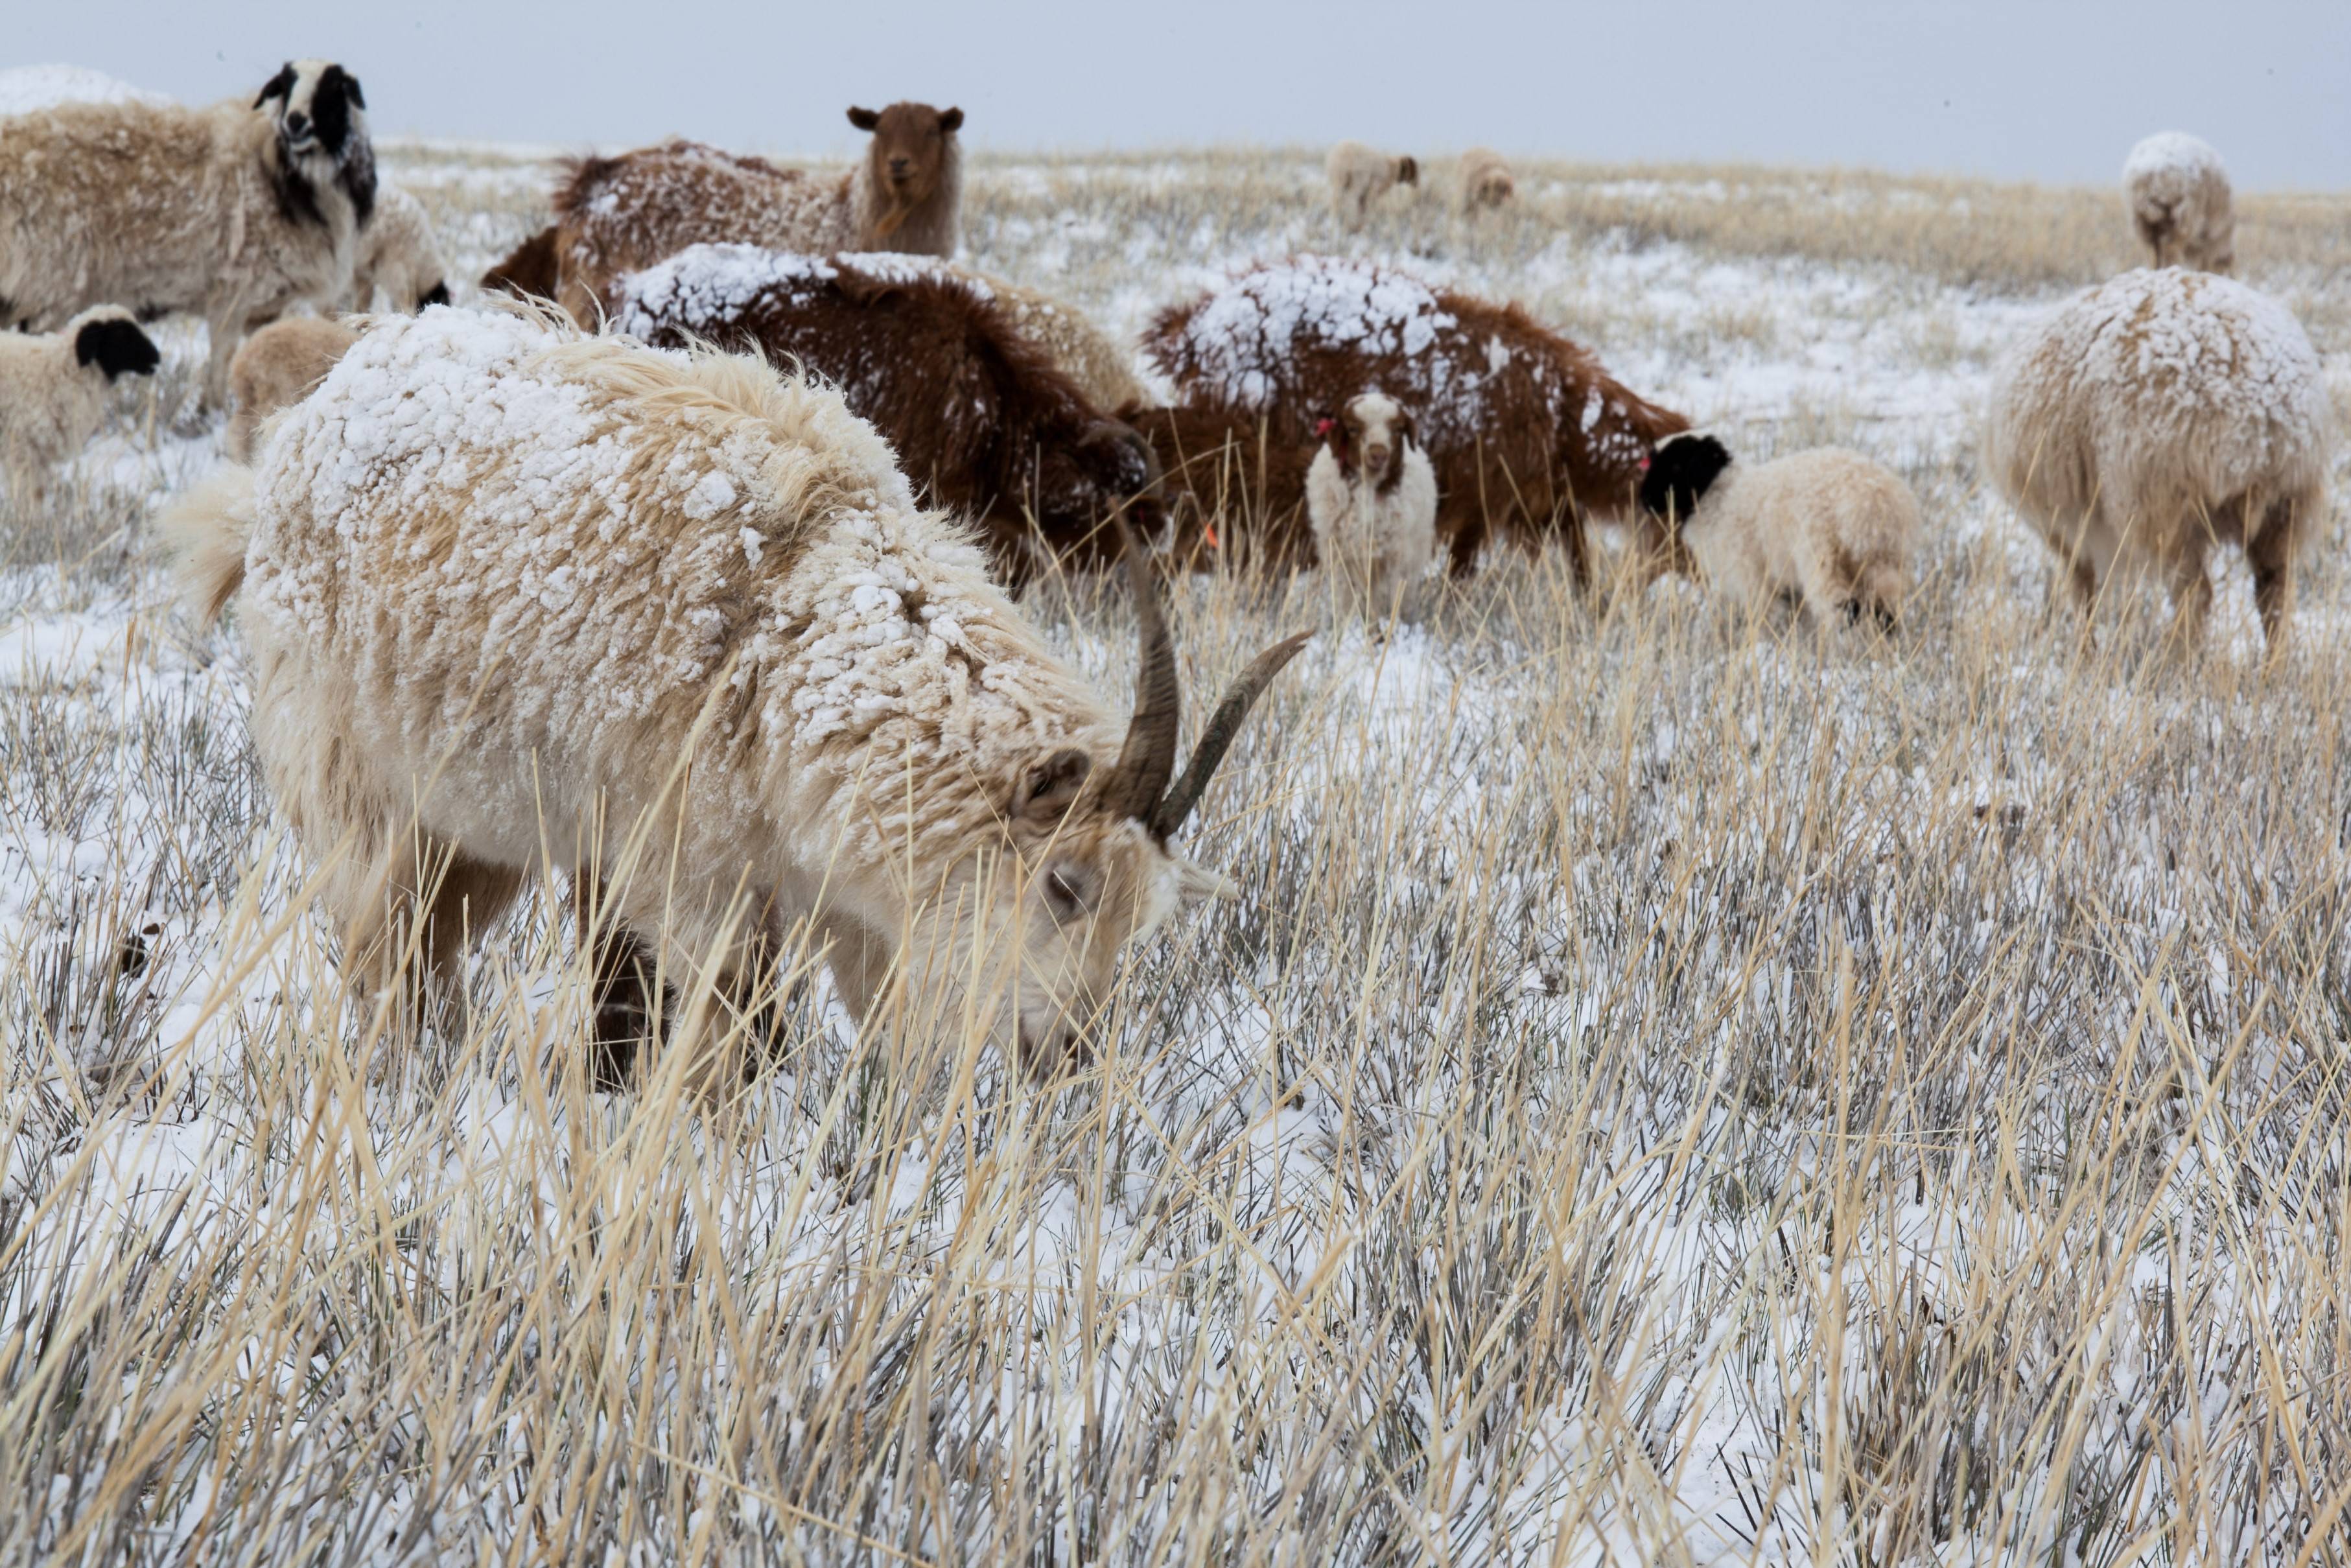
[163,305,1303,1066]
[611,244,1163,586]
[225,315,360,463]
[347,183,449,311]
[0,305,159,500]
[981,274,1147,414]
[1641,436,1918,633]
[492,106,964,325]
[1307,392,1436,617]
[1123,404,1317,574]
[1983,268,2332,652]
[1457,148,1515,214]
[1141,256,1689,579]
[2123,132,2234,274]
[0,60,376,404]
[1326,141,1418,228]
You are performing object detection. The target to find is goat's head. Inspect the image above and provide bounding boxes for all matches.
[1320,392,1414,493]
[1029,417,1168,565]
[1395,155,1421,187]
[257,60,376,222]
[948,530,1306,1067]
[1633,430,1731,580]
[847,102,963,236]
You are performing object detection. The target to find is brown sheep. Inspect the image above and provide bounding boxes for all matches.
[483,104,963,324]
[611,245,1162,587]
[225,315,360,463]
[1141,257,1690,580]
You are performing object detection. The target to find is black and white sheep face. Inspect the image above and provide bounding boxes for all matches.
[256,60,376,222]
[1639,431,1733,526]
[75,316,161,382]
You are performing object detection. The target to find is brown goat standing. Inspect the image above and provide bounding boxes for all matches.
[1142,257,1689,580]
[484,103,963,323]
[611,245,1160,585]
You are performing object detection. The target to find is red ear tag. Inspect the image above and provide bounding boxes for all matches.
[1637,456,1651,471]
[1315,418,1335,438]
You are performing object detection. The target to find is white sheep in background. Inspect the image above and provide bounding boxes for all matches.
[1326,141,1419,228]
[1984,268,2331,654]
[1640,434,1919,634]
[347,184,449,311]
[0,60,375,404]
[2123,132,2234,274]
[165,306,1305,1070]
[226,315,361,463]
[1458,148,1516,215]
[0,305,161,502]
[1307,392,1436,618]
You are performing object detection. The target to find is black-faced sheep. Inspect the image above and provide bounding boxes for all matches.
[226,315,361,463]
[1458,148,1516,214]
[1983,268,2332,653]
[1641,436,1918,633]
[0,306,161,502]
[486,104,963,325]
[1326,141,1419,228]
[610,245,1163,586]
[163,305,1304,1070]
[348,184,450,310]
[1307,392,1436,616]
[0,60,376,405]
[1141,257,1690,581]
[2123,133,2234,274]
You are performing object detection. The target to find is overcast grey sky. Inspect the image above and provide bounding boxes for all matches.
[17,1,2350,187]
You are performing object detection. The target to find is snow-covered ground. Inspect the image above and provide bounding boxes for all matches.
[4,147,2349,1563]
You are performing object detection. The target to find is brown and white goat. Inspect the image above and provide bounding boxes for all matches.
[484,104,964,324]
[612,245,1163,586]
[1307,392,1437,617]
[1143,257,1689,581]
[164,305,1305,1074]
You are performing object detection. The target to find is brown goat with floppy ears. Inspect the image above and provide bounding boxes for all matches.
[1142,258,1690,582]
[611,246,1164,588]
[482,103,964,325]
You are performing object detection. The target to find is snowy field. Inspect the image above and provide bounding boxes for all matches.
[5,143,2351,1563]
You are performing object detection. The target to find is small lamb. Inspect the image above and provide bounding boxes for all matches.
[1641,435,1919,633]
[0,305,161,502]
[226,315,362,463]
[1307,392,1436,618]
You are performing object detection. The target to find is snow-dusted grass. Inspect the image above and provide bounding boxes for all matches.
[4,147,2350,1565]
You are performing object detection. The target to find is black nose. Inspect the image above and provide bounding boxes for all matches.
[888,158,911,175]
[285,111,310,135]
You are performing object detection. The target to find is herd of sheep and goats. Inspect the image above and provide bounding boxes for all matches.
[0,60,2336,1071]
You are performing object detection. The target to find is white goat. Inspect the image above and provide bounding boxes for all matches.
[1641,435,1919,633]
[165,307,1304,1070]
[2123,132,2234,274]
[1306,392,1436,617]
[1326,141,1419,228]
[1983,268,2332,652]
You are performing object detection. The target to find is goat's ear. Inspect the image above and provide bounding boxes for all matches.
[1014,747,1094,825]
[937,107,964,134]
[846,106,880,132]
[1175,859,1239,909]
[1397,156,1420,185]
[255,63,297,108]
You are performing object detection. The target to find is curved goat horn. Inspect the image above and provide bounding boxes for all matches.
[1149,630,1310,841]
[1100,520,1181,825]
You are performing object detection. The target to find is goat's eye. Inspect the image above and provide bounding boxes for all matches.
[1044,868,1094,920]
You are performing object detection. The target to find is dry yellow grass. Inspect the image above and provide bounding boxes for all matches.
[2,146,2348,1563]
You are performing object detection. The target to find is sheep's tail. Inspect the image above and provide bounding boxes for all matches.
[160,465,257,622]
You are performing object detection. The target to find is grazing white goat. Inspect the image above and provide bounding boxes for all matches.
[1983,268,2332,653]
[1641,435,1919,634]
[165,306,1304,1069]
[1326,141,1418,227]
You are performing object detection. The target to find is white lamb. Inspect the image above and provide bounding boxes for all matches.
[165,305,1305,1069]
[2123,132,2234,274]
[1640,434,1919,634]
[1983,267,2332,653]
[1306,392,1436,618]
[347,184,449,311]
[1326,141,1419,228]
[0,305,161,502]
